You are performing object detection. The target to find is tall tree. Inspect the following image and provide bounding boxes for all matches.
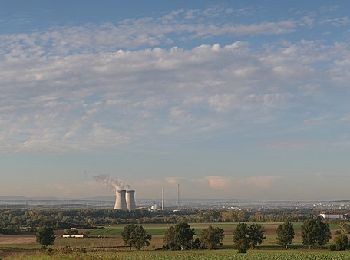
[199,225,225,249]
[163,222,195,250]
[233,223,250,253]
[248,223,265,249]
[121,224,152,250]
[36,226,55,248]
[302,217,331,248]
[276,221,295,249]
[122,224,136,249]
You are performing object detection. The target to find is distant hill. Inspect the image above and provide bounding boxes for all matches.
[81,196,114,201]
[0,196,27,200]
[0,196,58,201]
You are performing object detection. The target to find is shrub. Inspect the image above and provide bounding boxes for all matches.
[333,234,349,251]
[36,226,55,248]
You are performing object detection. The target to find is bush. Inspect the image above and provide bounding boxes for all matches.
[121,224,152,250]
[330,244,337,251]
[192,238,203,249]
[334,230,341,235]
[333,234,349,251]
[233,223,265,253]
[163,222,195,250]
[36,226,55,248]
[199,225,224,249]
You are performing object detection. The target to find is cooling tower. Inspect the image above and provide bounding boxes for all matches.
[126,190,136,210]
[114,190,127,210]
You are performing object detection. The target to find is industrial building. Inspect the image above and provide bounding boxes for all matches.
[114,189,136,210]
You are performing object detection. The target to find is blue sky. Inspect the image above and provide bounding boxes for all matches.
[1,1,350,200]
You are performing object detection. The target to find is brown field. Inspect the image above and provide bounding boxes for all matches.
[0,235,36,245]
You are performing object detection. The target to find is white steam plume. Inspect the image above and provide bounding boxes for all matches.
[94,174,130,191]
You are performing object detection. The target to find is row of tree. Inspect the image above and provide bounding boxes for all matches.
[35,217,349,253]
[121,217,340,252]
[121,223,225,250]
[4,208,347,233]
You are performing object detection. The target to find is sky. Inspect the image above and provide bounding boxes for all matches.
[1,0,350,200]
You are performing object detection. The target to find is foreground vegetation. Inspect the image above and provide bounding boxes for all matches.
[4,249,350,260]
[2,207,348,234]
[1,208,350,259]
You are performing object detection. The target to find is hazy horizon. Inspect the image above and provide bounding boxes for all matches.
[1,0,350,201]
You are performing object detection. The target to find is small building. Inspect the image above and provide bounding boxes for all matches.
[319,213,344,220]
[62,234,84,238]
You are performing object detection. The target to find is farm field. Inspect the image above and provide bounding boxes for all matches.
[0,222,349,259]
[0,236,36,245]
[79,222,341,247]
[4,249,350,260]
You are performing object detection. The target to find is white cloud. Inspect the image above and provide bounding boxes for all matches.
[208,94,238,112]
[205,176,231,189]
[203,175,280,190]
[0,8,303,59]
[132,175,282,199]
[1,24,350,153]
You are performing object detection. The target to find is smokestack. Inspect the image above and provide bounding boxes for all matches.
[114,190,127,210]
[177,183,180,209]
[126,190,136,210]
[161,187,164,211]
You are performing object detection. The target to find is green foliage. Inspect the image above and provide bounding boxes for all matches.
[0,208,200,232]
[121,224,152,250]
[64,228,79,235]
[233,223,266,253]
[163,222,195,250]
[191,238,202,249]
[199,225,224,249]
[332,234,349,251]
[301,217,331,248]
[339,222,350,234]
[276,221,295,249]
[36,226,55,247]
[233,223,250,253]
[248,223,265,248]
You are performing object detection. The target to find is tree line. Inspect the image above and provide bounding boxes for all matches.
[35,216,350,252]
[1,208,348,234]
[119,217,348,252]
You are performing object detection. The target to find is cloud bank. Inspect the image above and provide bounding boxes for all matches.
[1,40,350,153]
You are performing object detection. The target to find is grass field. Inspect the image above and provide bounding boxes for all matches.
[80,222,341,247]
[0,222,349,259]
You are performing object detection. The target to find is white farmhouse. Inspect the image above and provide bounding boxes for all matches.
[319,213,344,220]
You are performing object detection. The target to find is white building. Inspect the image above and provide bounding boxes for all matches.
[319,213,344,220]
[62,234,84,238]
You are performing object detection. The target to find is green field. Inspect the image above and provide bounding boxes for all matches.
[1,222,349,259]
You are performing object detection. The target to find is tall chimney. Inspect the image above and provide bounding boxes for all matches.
[161,187,164,211]
[177,183,180,209]
[126,190,136,210]
[114,190,127,210]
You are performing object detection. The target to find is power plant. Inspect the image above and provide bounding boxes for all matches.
[114,190,127,210]
[114,189,136,210]
[126,190,136,210]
